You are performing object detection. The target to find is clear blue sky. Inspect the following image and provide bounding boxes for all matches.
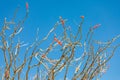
[0,0,120,80]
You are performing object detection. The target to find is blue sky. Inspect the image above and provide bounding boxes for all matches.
[0,0,120,80]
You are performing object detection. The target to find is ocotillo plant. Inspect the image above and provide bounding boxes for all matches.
[0,4,120,80]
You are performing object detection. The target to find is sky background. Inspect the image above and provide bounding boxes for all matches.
[0,0,120,80]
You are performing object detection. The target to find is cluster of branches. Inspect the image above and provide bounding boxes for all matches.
[0,8,120,80]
